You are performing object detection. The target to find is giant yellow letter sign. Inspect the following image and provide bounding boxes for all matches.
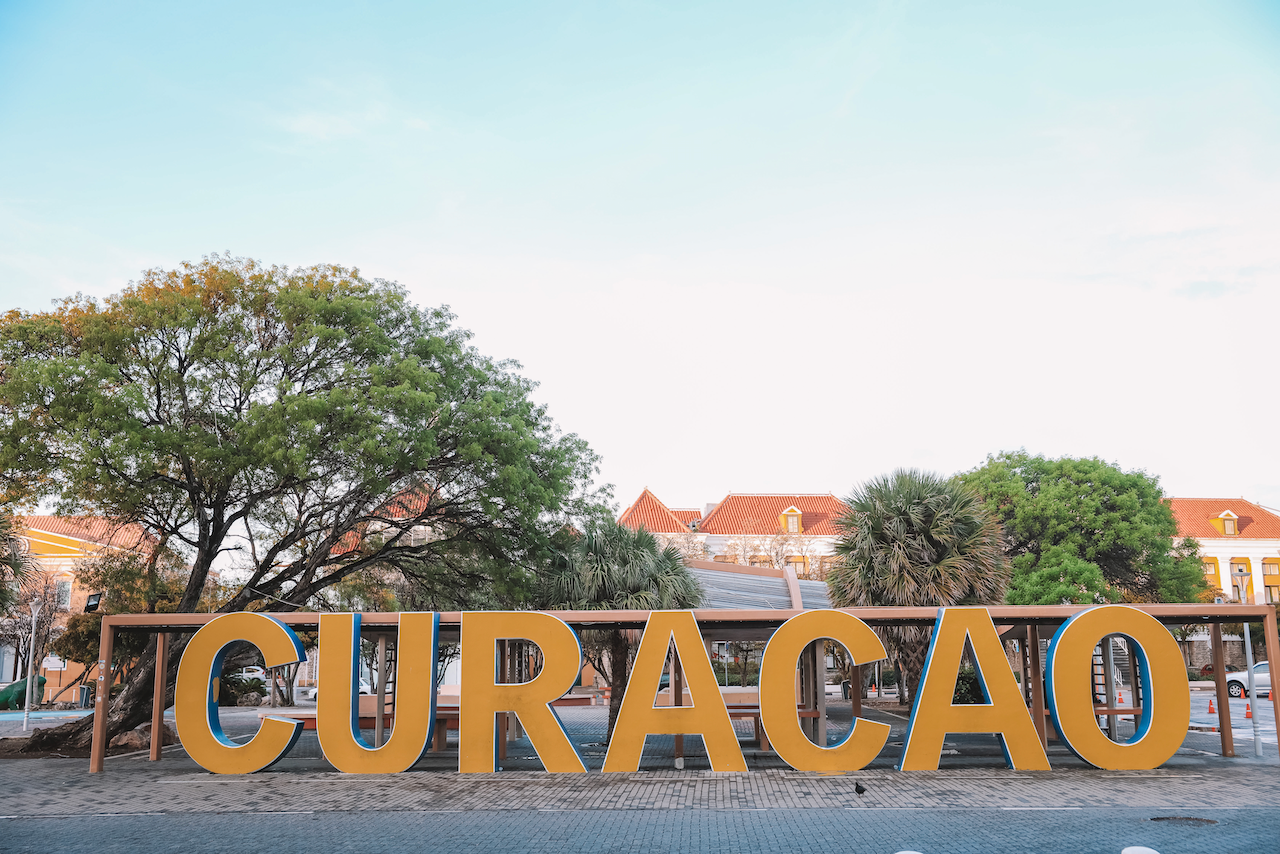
[459,611,587,773]
[1045,605,1189,770]
[603,611,747,772]
[759,610,891,771]
[899,607,1050,771]
[316,612,439,774]
[174,613,306,774]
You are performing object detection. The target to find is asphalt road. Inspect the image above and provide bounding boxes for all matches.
[1,807,1273,854]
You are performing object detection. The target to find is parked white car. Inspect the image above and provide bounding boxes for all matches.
[305,678,372,700]
[1226,662,1270,698]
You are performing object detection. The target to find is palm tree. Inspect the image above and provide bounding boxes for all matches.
[0,511,36,614]
[538,522,702,739]
[827,469,1006,706]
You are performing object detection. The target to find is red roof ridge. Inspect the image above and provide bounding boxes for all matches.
[19,515,156,552]
[617,488,692,534]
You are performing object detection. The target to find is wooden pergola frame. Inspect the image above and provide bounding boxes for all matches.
[88,603,1280,772]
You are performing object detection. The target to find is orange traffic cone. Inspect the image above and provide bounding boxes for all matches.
[1245,703,1252,719]
[1208,697,1216,715]
[1117,690,1124,704]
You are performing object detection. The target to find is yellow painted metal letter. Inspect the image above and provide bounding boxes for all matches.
[759,610,890,771]
[174,613,306,774]
[317,612,439,774]
[603,611,747,772]
[459,611,587,773]
[1045,605,1189,770]
[899,607,1050,771]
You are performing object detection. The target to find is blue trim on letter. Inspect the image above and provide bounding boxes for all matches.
[897,608,944,770]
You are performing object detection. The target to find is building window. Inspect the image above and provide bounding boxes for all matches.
[1224,518,1237,535]
[1267,586,1280,605]
[786,515,799,533]
[55,580,72,610]
[788,557,805,575]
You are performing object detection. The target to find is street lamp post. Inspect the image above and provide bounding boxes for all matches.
[22,599,42,732]
[1231,569,1262,757]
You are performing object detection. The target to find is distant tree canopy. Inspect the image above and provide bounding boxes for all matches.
[0,255,610,615]
[959,451,1209,604]
[0,254,610,749]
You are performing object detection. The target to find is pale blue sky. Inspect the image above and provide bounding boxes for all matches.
[2,1,1279,511]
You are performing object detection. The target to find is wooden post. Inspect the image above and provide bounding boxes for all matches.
[1263,608,1280,761]
[1101,635,1117,740]
[1019,639,1030,704]
[149,631,169,761]
[374,634,388,748]
[1210,623,1235,757]
[814,642,827,746]
[1027,624,1047,750]
[497,640,507,762]
[88,618,116,773]
[673,651,684,767]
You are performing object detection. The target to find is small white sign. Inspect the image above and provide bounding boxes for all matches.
[41,654,66,671]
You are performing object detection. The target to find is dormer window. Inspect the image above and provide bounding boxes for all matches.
[1218,510,1239,535]
[780,507,802,534]
[1224,518,1236,535]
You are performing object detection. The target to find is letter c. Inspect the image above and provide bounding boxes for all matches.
[174,612,306,774]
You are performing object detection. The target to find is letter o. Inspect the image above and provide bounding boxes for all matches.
[174,613,306,774]
[1045,606,1189,770]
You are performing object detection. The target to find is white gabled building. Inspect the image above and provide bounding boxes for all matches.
[617,488,847,579]
[1169,498,1280,605]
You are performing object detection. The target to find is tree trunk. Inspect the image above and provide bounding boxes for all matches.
[23,632,184,753]
[605,629,629,741]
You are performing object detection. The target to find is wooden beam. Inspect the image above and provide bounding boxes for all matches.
[86,602,1278,632]
[673,652,684,767]
[88,617,116,773]
[148,631,169,761]
[374,634,388,748]
[1263,607,1280,761]
[1210,623,1234,758]
[1027,624,1047,750]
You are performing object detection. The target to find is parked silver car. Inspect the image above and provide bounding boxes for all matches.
[1226,662,1270,698]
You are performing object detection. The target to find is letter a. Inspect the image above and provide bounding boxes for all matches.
[899,607,1049,771]
[603,611,746,772]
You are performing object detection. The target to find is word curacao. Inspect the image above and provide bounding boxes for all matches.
[174,605,1190,775]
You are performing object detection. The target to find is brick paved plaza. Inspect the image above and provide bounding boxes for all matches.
[1,700,1277,853]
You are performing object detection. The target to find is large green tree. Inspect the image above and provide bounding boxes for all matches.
[537,522,702,739]
[959,451,1209,604]
[827,469,1007,706]
[0,255,609,749]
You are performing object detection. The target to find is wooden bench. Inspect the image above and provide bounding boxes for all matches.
[724,704,819,753]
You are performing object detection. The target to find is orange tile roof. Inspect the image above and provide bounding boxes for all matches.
[1168,498,1280,540]
[19,515,156,552]
[697,494,848,536]
[671,509,703,526]
[617,489,694,534]
[330,487,433,556]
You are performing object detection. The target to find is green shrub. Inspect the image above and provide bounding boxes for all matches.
[952,667,985,704]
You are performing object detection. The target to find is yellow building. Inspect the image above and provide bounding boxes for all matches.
[2,516,152,702]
